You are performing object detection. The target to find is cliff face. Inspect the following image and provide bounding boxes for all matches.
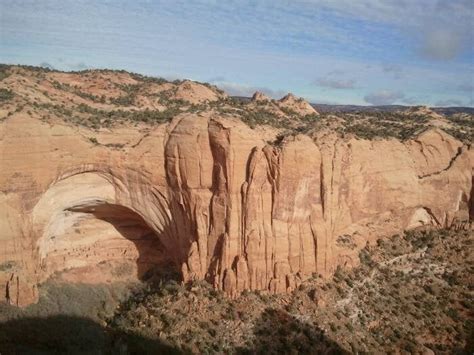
[1,110,472,306]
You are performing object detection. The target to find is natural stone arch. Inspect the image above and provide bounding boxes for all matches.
[32,170,176,285]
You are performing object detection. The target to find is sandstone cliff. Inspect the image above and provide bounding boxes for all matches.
[0,66,472,306]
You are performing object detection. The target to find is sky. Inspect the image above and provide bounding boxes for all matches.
[0,0,473,106]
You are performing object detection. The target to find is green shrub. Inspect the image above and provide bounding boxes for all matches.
[0,88,14,101]
[0,64,10,81]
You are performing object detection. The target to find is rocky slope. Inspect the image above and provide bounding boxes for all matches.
[0,65,472,307]
[0,228,472,353]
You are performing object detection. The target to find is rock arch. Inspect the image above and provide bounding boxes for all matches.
[32,169,177,285]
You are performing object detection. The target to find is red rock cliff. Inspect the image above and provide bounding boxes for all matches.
[0,111,471,306]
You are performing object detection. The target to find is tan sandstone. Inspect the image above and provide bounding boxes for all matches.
[0,109,471,306]
[278,93,319,116]
[0,67,471,306]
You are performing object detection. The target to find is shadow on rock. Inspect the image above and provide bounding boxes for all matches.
[0,315,180,355]
[242,307,348,355]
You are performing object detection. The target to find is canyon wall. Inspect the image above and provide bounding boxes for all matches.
[0,112,472,306]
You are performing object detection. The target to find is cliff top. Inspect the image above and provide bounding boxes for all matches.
[0,64,471,143]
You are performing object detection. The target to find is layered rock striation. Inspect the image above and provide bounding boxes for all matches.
[0,109,471,306]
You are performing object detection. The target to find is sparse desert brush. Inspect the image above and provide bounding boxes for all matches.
[0,88,14,101]
[1,227,470,353]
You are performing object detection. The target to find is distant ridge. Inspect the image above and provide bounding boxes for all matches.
[231,97,474,115]
[312,104,474,116]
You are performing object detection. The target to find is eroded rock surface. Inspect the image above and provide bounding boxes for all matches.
[278,93,319,116]
[0,108,471,306]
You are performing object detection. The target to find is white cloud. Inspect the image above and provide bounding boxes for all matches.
[364,90,405,105]
[301,0,473,60]
[313,78,356,89]
[213,81,286,98]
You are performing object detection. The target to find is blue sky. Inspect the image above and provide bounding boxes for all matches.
[0,0,473,106]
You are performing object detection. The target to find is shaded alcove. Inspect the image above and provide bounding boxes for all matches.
[38,202,174,284]
[32,171,177,286]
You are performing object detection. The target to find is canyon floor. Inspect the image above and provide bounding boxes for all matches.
[1,227,472,354]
